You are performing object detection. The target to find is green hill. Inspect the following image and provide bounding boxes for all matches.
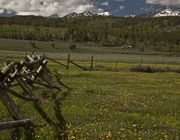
[0,16,180,52]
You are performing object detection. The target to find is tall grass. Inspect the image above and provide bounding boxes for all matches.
[130,65,180,73]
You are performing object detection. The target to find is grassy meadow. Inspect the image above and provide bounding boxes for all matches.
[0,39,180,139]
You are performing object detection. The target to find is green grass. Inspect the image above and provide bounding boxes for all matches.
[0,39,180,139]
[62,70,180,140]
[0,59,180,139]
[0,38,180,64]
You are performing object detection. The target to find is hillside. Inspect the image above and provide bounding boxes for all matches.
[0,16,180,52]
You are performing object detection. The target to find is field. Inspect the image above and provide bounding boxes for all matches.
[0,39,180,64]
[0,39,180,140]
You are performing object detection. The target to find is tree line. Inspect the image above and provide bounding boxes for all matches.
[0,16,180,52]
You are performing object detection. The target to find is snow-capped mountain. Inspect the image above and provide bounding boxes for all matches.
[128,7,180,18]
[152,7,180,17]
[0,7,179,18]
[0,8,111,18]
[64,11,111,18]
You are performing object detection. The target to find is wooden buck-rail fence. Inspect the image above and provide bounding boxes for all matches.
[0,54,70,139]
[67,54,94,70]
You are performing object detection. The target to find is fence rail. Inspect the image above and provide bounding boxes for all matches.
[0,53,70,135]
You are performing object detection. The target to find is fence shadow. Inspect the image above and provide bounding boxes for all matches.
[52,90,69,140]
[9,89,69,140]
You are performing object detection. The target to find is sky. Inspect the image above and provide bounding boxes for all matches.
[0,0,180,17]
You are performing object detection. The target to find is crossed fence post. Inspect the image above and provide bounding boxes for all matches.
[0,53,70,138]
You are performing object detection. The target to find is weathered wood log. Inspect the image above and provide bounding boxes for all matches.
[16,78,35,97]
[33,103,55,125]
[25,55,34,62]
[24,59,44,66]
[69,60,87,71]
[16,70,36,78]
[7,89,40,102]
[0,62,16,81]
[45,56,67,68]
[30,60,48,81]
[29,80,61,90]
[0,54,71,135]
[0,119,33,130]
[54,72,71,90]
[40,69,58,87]
[0,90,22,120]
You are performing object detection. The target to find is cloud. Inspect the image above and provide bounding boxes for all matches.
[101,1,109,6]
[146,0,180,6]
[0,0,98,17]
[119,5,124,10]
[0,8,16,16]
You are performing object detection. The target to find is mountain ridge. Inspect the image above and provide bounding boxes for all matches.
[133,7,180,17]
[63,11,112,18]
[152,7,180,17]
[0,7,180,18]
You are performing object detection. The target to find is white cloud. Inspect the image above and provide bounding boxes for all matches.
[119,5,124,10]
[0,0,98,17]
[101,1,109,6]
[146,0,180,5]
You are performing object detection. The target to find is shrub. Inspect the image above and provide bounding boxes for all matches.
[130,66,180,73]
[69,44,76,51]
[29,41,39,49]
